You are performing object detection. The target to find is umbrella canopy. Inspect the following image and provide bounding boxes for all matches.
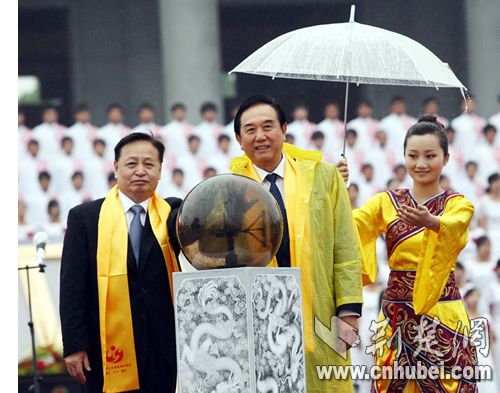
[229,5,466,156]
[230,6,464,90]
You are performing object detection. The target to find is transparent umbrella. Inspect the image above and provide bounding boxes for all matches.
[230,5,466,156]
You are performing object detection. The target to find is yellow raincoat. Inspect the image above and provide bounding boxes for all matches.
[231,143,363,392]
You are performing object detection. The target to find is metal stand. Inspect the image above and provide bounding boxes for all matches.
[18,262,46,393]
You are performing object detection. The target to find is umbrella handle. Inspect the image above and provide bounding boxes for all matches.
[341,81,350,158]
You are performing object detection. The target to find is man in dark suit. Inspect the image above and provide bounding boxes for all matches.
[60,132,180,392]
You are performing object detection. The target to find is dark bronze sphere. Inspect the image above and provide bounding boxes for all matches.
[176,174,283,269]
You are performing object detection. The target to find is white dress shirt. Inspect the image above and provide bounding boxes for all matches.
[118,190,150,231]
[253,156,285,197]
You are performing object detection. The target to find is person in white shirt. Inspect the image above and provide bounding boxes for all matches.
[343,129,365,184]
[310,130,336,163]
[223,104,242,157]
[485,259,500,385]
[43,199,66,242]
[439,174,453,193]
[357,163,381,205]
[488,94,500,143]
[462,285,499,393]
[160,102,193,161]
[386,177,400,191]
[193,102,224,157]
[464,236,497,306]
[25,171,58,227]
[18,199,38,243]
[346,100,379,151]
[158,168,188,199]
[379,96,416,161]
[107,171,117,191]
[422,96,449,128]
[172,135,205,189]
[474,124,500,186]
[455,161,485,213]
[442,126,465,186]
[206,134,233,174]
[450,96,487,150]
[132,103,162,136]
[393,163,412,189]
[317,102,344,153]
[18,109,31,160]
[364,129,397,189]
[348,183,360,209]
[96,103,130,161]
[287,103,317,149]
[60,171,92,223]
[203,167,217,180]
[18,139,48,196]
[49,136,82,195]
[82,139,113,199]
[65,104,97,161]
[31,106,67,161]
[477,173,500,261]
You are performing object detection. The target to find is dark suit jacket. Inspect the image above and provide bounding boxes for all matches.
[59,197,182,392]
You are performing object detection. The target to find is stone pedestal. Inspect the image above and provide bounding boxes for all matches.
[173,267,306,393]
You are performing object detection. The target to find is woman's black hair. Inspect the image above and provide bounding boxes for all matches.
[403,115,448,155]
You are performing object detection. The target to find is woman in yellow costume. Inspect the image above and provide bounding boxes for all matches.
[353,115,478,392]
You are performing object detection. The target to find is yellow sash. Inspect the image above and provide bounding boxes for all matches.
[97,185,179,392]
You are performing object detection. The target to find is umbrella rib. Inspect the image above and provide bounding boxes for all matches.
[335,22,355,79]
[395,39,432,86]
[253,33,299,76]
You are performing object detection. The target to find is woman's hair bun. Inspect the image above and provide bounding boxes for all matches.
[418,114,444,129]
[418,114,438,123]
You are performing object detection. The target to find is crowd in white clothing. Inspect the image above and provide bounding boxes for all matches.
[18,95,500,251]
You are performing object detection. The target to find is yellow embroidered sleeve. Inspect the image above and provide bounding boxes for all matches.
[353,193,386,286]
[413,196,474,314]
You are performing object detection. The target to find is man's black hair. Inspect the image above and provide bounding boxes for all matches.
[114,132,165,163]
[188,135,201,143]
[47,199,59,213]
[38,171,51,181]
[311,131,325,140]
[75,103,90,113]
[61,136,73,146]
[172,168,184,176]
[170,102,186,112]
[390,95,406,104]
[71,171,84,180]
[422,96,439,108]
[137,102,155,113]
[107,103,124,113]
[217,134,231,143]
[234,94,287,136]
[200,102,218,114]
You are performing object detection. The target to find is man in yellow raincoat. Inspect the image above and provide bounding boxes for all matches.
[230,94,363,392]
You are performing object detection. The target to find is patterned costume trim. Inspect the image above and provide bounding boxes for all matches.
[370,270,478,393]
[383,271,461,303]
[385,190,461,257]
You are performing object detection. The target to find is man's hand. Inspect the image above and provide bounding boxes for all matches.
[336,158,349,185]
[397,204,440,232]
[338,315,359,351]
[64,350,91,384]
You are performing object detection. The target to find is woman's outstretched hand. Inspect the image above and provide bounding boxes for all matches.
[397,204,440,232]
